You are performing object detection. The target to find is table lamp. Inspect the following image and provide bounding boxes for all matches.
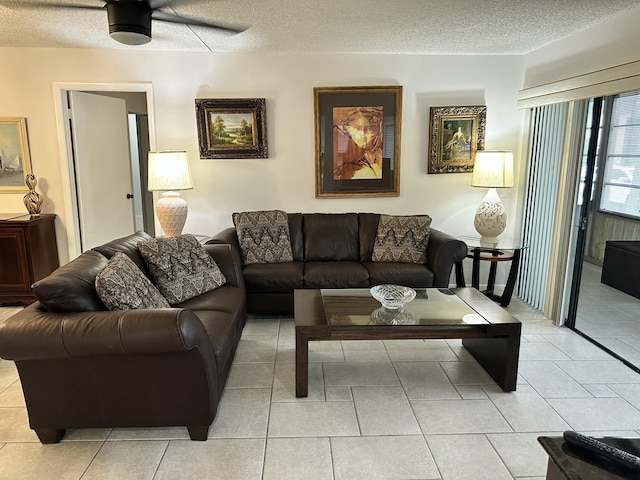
[148,151,193,237]
[471,150,514,242]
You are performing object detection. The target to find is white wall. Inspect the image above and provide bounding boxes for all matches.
[523,6,640,88]
[0,48,525,264]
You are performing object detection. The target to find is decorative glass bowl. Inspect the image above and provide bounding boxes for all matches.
[370,284,416,309]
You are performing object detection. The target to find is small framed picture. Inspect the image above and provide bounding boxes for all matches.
[428,105,486,174]
[195,98,267,159]
[314,86,402,198]
[0,117,32,193]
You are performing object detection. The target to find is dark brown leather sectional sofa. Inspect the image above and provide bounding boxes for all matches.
[0,231,247,444]
[209,212,468,314]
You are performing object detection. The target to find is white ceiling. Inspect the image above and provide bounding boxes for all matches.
[2,0,640,55]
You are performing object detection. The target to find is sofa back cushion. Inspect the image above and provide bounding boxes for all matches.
[358,213,381,262]
[32,250,108,312]
[303,213,359,262]
[92,231,153,279]
[288,213,304,262]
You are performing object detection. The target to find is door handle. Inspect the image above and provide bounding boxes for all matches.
[127,193,134,199]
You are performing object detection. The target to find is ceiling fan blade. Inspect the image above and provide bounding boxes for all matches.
[1,1,105,10]
[151,10,246,34]
[148,0,175,8]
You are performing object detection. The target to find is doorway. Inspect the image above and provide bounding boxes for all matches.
[565,92,640,372]
[53,82,157,260]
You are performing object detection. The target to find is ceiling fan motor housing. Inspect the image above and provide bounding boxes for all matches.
[107,1,152,45]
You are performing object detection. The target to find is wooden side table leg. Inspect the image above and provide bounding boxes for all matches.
[295,328,309,397]
[500,249,521,307]
[455,261,466,287]
[472,248,480,289]
[486,251,499,294]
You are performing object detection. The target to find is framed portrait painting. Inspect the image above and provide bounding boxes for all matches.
[314,86,402,198]
[428,105,486,174]
[0,117,32,193]
[195,98,267,159]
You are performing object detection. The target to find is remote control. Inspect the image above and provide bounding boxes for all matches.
[563,430,640,471]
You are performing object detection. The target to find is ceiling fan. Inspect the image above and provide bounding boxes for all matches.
[14,0,247,45]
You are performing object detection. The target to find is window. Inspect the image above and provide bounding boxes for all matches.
[598,91,640,218]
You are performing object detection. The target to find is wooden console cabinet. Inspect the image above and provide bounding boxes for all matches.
[0,214,59,305]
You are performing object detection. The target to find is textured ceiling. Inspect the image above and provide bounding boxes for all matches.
[1,0,640,54]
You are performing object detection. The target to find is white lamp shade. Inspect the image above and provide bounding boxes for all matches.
[148,151,193,237]
[471,151,514,188]
[148,151,193,192]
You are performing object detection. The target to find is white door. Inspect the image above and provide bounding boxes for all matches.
[69,91,136,251]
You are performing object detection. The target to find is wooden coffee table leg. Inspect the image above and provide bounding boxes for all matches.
[295,328,309,397]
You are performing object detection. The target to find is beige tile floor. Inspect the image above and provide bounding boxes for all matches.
[576,261,640,369]
[1,299,640,480]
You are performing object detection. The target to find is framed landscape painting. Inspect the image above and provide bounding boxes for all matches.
[314,86,402,198]
[0,117,32,193]
[428,105,486,174]
[195,98,268,159]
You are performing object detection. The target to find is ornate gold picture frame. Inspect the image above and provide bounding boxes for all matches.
[428,105,486,174]
[195,98,268,159]
[314,86,402,198]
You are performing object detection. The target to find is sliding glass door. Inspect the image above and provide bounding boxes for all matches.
[566,91,640,372]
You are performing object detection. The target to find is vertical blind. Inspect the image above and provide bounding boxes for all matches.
[517,103,568,311]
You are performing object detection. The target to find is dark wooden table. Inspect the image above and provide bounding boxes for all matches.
[538,435,640,479]
[455,236,527,307]
[294,287,521,397]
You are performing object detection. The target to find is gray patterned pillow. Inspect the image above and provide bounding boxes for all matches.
[233,210,294,264]
[372,215,432,264]
[138,234,226,304]
[95,252,170,310]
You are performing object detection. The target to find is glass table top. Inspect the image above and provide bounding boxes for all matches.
[459,235,527,251]
[320,288,487,326]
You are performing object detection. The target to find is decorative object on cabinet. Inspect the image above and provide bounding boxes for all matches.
[0,213,58,305]
[471,150,514,242]
[0,117,32,193]
[428,105,486,174]
[148,151,193,237]
[195,98,268,159]
[23,174,43,215]
[314,86,402,198]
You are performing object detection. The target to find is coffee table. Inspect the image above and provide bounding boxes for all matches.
[294,287,521,397]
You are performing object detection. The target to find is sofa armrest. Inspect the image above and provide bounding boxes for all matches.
[425,229,468,287]
[207,227,242,259]
[0,303,215,362]
[203,243,245,290]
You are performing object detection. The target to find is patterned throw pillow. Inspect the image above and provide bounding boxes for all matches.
[138,234,226,304]
[95,252,170,310]
[233,210,294,264]
[371,215,432,264]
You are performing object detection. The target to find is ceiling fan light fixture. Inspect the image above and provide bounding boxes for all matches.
[106,1,152,45]
[109,30,151,45]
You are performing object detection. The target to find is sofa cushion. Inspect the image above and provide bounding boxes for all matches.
[372,215,432,264]
[32,250,109,313]
[233,210,294,264]
[138,234,226,304]
[303,261,370,288]
[92,231,154,279]
[364,262,434,288]
[95,252,170,310]
[304,213,359,262]
[242,262,304,293]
